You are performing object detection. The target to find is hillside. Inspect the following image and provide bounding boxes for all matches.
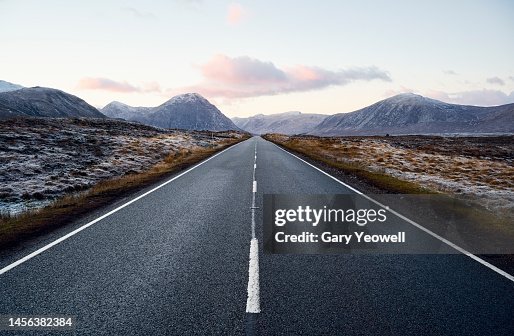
[232,111,326,135]
[0,80,24,93]
[309,93,514,136]
[0,87,105,119]
[102,93,240,131]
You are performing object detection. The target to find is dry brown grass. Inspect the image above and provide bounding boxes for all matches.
[0,137,247,250]
[263,134,431,194]
[264,133,514,219]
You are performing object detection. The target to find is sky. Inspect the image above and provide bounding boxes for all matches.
[1,0,513,117]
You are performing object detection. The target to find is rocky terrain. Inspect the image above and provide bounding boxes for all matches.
[309,93,514,136]
[0,117,244,215]
[102,93,240,131]
[232,111,327,135]
[266,134,514,216]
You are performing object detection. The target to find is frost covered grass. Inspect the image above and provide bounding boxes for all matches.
[264,134,432,194]
[0,117,248,249]
[264,134,514,217]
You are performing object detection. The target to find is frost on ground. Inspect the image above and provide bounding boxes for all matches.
[271,134,514,216]
[0,117,244,215]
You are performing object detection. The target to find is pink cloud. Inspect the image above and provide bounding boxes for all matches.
[289,66,326,81]
[200,54,286,84]
[171,54,391,99]
[141,81,162,93]
[227,3,246,25]
[77,77,161,93]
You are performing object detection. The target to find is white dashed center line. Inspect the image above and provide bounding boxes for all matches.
[246,142,261,313]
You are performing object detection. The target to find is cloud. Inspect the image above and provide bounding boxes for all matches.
[200,55,287,84]
[227,3,246,25]
[121,7,156,19]
[486,76,505,86]
[141,81,162,93]
[170,54,391,98]
[385,87,514,106]
[443,70,458,75]
[426,89,514,106]
[174,0,203,10]
[383,86,416,97]
[509,76,514,82]
[77,77,161,93]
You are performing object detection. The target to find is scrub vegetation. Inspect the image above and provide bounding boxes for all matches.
[0,117,249,250]
[263,134,514,217]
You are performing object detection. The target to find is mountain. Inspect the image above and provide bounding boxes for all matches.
[309,93,514,136]
[232,111,327,135]
[102,93,240,131]
[0,87,105,119]
[0,80,24,93]
[101,101,151,121]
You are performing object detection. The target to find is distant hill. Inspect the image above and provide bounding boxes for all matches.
[102,93,240,131]
[309,93,514,136]
[0,86,105,119]
[0,80,24,93]
[101,101,151,121]
[232,111,327,135]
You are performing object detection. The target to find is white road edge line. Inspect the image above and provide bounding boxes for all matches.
[246,141,261,313]
[0,140,247,276]
[272,142,514,283]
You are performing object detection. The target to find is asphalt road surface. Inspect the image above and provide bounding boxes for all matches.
[1,136,513,335]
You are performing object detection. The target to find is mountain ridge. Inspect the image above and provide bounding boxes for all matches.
[0,86,105,119]
[309,93,514,136]
[232,111,326,135]
[102,93,240,131]
[0,80,24,93]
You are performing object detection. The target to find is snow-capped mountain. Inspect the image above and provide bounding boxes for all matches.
[0,80,24,93]
[309,93,514,136]
[0,86,105,119]
[232,111,327,135]
[102,93,240,131]
[101,101,151,121]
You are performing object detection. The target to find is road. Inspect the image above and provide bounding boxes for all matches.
[1,136,513,335]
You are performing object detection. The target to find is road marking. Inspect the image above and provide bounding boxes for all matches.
[246,141,261,313]
[246,238,260,313]
[251,142,258,239]
[271,141,514,283]
[0,140,247,276]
